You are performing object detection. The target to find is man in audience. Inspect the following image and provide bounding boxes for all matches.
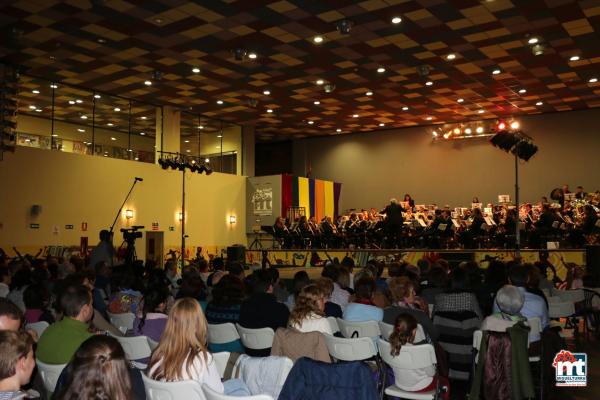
[239,269,289,332]
[207,257,225,287]
[0,298,23,332]
[493,265,548,341]
[228,262,246,281]
[322,264,349,310]
[36,285,94,364]
[0,266,10,298]
[89,230,115,269]
[0,330,36,398]
[164,260,180,291]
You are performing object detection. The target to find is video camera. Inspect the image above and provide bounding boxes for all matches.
[120,226,144,242]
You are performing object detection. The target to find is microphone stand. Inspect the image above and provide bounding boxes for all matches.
[110,178,141,237]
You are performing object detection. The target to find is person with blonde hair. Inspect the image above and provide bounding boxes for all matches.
[289,284,332,335]
[148,297,249,395]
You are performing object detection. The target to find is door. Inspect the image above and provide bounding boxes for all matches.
[145,231,164,267]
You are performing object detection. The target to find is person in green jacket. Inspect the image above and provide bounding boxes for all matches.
[36,285,95,364]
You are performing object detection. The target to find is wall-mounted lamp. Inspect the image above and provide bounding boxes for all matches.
[178,212,184,221]
[125,209,134,219]
[229,215,237,225]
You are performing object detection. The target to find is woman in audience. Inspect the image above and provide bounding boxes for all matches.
[420,266,448,305]
[148,297,250,396]
[343,277,383,322]
[134,285,169,342]
[23,283,55,324]
[289,284,333,334]
[314,277,343,318]
[388,314,449,400]
[54,335,134,400]
[7,267,31,311]
[204,275,245,353]
[481,285,525,332]
[175,270,208,310]
[286,270,310,310]
[0,330,35,399]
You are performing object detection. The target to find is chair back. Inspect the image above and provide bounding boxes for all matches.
[202,384,273,400]
[327,316,339,333]
[236,324,275,350]
[208,323,240,344]
[378,321,394,340]
[473,330,483,352]
[549,301,575,318]
[142,372,206,400]
[324,333,377,361]
[115,335,152,361]
[108,312,136,333]
[148,337,159,351]
[337,318,380,338]
[36,359,66,393]
[378,339,437,370]
[212,352,230,379]
[553,289,585,303]
[526,318,542,341]
[26,321,49,338]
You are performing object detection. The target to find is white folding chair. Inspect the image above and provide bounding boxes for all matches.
[235,324,275,350]
[336,318,380,338]
[107,312,136,334]
[26,321,49,338]
[549,301,575,319]
[36,359,66,393]
[114,335,152,361]
[202,384,273,400]
[553,289,585,304]
[324,333,378,362]
[208,323,240,345]
[378,321,426,342]
[428,304,434,317]
[212,352,230,379]
[327,316,339,333]
[148,337,159,351]
[142,372,206,400]
[378,339,438,400]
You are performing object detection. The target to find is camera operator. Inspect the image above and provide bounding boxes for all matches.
[89,230,115,269]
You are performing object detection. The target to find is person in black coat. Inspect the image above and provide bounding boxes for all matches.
[381,198,405,247]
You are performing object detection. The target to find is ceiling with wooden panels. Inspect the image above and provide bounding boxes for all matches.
[1,0,600,142]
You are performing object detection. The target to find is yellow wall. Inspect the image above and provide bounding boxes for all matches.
[0,147,247,260]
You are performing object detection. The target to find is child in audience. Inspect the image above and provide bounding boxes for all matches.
[148,297,250,396]
[0,330,36,399]
[389,314,449,399]
[54,335,134,400]
[134,285,169,342]
[289,284,333,334]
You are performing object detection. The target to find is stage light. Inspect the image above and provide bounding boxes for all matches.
[510,121,520,130]
[453,127,461,135]
[497,121,507,131]
[476,126,484,134]
[443,132,451,139]
[392,16,402,24]
[125,210,134,219]
[313,36,323,43]
[432,130,439,137]
[490,131,521,152]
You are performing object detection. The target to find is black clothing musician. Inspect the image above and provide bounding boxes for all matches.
[530,204,557,248]
[403,194,415,210]
[461,207,486,248]
[582,205,599,234]
[273,216,293,248]
[575,186,586,200]
[381,198,405,247]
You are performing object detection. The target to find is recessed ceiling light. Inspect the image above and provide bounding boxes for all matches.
[336,128,342,132]
[192,67,201,73]
[184,140,190,143]
[114,107,121,112]
[313,36,324,43]
[154,18,164,24]
[94,94,101,99]
[366,91,373,96]
[267,109,273,113]
[50,84,58,89]
[457,98,464,103]
[198,125,204,129]
[80,115,88,119]
[476,126,484,134]
[402,106,409,111]
[377,67,386,73]
[186,149,190,153]
[464,128,472,134]
[313,100,320,105]
[263,90,271,96]
[518,89,527,94]
[569,55,580,61]
[316,79,324,85]
[140,132,145,136]
[144,80,152,86]
[107,123,114,126]
[51,134,58,137]
[478,109,485,114]
[528,37,539,44]
[425,81,433,86]
[28,105,36,109]
[141,116,147,120]
[446,53,456,60]
[217,135,223,138]
[536,101,543,106]
[97,38,106,43]
[32,90,39,94]
[426,116,433,120]
[492,69,501,75]
[35,109,42,112]
[217,100,224,104]
[379,123,385,127]
[68,100,75,105]
[248,52,257,59]
[77,128,85,132]
[352,114,359,118]
[392,16,402,24]
[308,121,314,124]
[75,99,82,104]
[110,137,116,141]
[589,77,598,83]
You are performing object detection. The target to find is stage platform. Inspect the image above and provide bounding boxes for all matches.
[245,248,585,280]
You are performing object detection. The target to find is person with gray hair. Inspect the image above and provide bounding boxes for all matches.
[481,284,525,332]
[381,198,405,247]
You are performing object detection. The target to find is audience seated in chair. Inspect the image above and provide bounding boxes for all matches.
[285,270,310,310]
[205,274,245,353]
[314,278,343,318]
[482,285,526,332]
[321,265,349,310]
[23,284,55,325]
[148,297,250,396]
[0,330,36,399]
[108,267,143,314]
[0,297,24,332]
[343,277,383,323]
[288,284,332,335]
[134,284,169,342]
